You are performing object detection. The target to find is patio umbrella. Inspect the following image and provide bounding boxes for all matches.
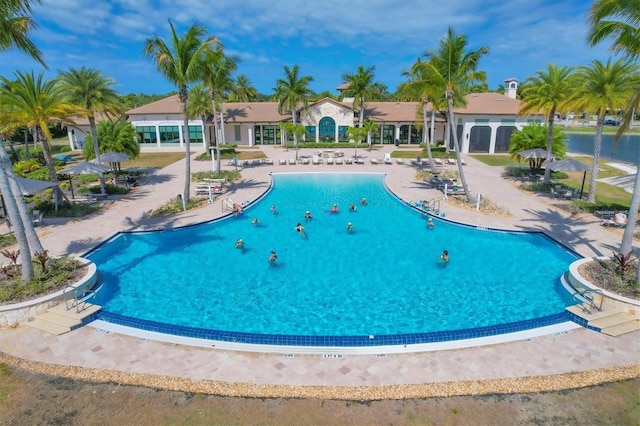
[517,148,553,159]
[547,158,591,199]
[59,162,111,198]
[59,162,111,175]
[14,177,59,196]
[96,151,130,163]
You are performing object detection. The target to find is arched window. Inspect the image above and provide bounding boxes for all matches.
[318,116,336,141]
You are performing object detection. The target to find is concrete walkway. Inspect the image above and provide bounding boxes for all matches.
[0,145,637,396]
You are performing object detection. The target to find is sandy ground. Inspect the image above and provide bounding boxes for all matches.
[1,363,638,425]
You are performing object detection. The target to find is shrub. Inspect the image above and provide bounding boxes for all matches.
[59,146,71,153]
[191,170,241,182]
[148,196,208,217]
[34,200,100,217]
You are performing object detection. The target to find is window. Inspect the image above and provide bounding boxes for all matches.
[159,126,180,143]
[187,125,203,143]
[305,126,316,138]
[234,125,241,142]
[136,126,157,144]
[319,117,336,141]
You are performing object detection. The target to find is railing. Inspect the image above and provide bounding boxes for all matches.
[62,284,97,313]
[572,288,604,314]
[222,198,235,212]
[421,198,440,216]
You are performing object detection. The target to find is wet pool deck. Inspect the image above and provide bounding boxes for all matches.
[0,146,638,397]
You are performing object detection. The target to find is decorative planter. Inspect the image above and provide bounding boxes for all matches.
[0,257,97,327]
[568,257,640,318]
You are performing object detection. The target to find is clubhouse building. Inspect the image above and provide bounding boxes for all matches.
[68,78,538,154]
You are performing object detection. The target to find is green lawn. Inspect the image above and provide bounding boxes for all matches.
[471,154,632,209]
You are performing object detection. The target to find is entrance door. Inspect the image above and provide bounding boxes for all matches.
[319,117,336,141]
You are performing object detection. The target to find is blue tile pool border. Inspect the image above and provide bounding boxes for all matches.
[87,172,582,348]
[96,310,573,347]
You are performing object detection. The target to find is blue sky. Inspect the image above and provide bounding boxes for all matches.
[1,0,615,97]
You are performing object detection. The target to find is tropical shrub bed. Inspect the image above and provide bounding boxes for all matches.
[579,258,639,300]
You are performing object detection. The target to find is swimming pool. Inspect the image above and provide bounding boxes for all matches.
[89,173,578,346]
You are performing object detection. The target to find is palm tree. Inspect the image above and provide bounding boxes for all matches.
[58,67,124,194]
[82,120,140,163]
[397,58,444,171]
[569,58,638,203]
[201,48,237,171]
[187,84,212,155]
[347,126,367,159]
[143,19,219,206]
[423,27,489,203]
[508,123,567,173]
[0,0,45,67]
[587,0,640,281]
[228,75,258,102]
[340,65,386,128]
[518,65,575,184]
[361,120,379,150]
[274,65,313,161]
[0,71,78,198]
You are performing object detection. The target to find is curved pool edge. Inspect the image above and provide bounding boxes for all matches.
[86,172,583,352]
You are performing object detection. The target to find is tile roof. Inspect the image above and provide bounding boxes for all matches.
[456,92,521,115]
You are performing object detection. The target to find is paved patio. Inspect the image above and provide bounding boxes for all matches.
[0,145,638,397]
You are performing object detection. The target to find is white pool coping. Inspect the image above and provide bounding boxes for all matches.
[88,319,580,355]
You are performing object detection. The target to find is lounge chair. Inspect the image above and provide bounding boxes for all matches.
[312,155,321,165]
[335,157,343,165]
[447,158,456,165]
[602,212,628,227]
[279,159,286,165]
[396,159,405,165]
[262,158,273,165]
[370,158,378,165]
[460,158,467,166]
[326,157,334,165]
[344,157,353,164]
[302,158,310,165]
[32,210,43,227]
[433,158,443,166]
[384,153,392,164]
[288,158,296,165]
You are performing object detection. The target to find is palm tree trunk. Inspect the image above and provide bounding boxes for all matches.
[358,101,364,128]
[447,95,474,203]
[179,88,191,207]
[620,162,640,283]
[423,100,435,173]
[200,113,211,157]
[430,110,436,146]
[587,121,604,203]
[544,110,556,183]
[88,115,106,194]
[291,110,298,161]
[34,126,65,206]
[209,90,221,173]
[0,145,34,281]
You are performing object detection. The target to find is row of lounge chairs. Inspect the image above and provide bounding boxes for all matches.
[410,158,466,166]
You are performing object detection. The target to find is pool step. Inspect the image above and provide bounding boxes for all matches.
[566,305,639,336]
[26,303,101,336]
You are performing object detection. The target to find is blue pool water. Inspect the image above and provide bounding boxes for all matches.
[89,173,577,340]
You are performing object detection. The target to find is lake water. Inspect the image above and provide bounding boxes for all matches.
[567,133,640,164]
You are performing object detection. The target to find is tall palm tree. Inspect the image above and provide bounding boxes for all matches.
[398,58,444,172]
[361,119,379,150]
[274,65,313,161]
[0,0,45,67]
[587,0,640,280]
[187,84,213,157]
[423,27,489,203]
[519,65,575,183]
[340,65,386,128]
[58,67,124,194]
[569,59,638,203]
[143,19,219,205]
[229,74,258,102]
[201,48,237,171]
[82,120,140,162]
[0,71,78,196]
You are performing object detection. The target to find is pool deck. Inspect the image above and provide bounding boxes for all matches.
[0,145,638,398]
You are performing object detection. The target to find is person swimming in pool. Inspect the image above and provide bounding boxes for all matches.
[349,203,357,212]
[270,204,277,214]
[251,217,259,226]
[304,210,313,220]
[360,197,367,206]
[440,249,449,263]
[330,204,339,213]
[235,238,244,249]
[427,218,435,229]
[346,222,354,232]
[268,250,278,264]
[295,222,305,235]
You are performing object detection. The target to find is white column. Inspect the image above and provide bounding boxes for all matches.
[395,125,400,144]
[67,129,75,150]
[155,124,161,147]
[247,126,253,146]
